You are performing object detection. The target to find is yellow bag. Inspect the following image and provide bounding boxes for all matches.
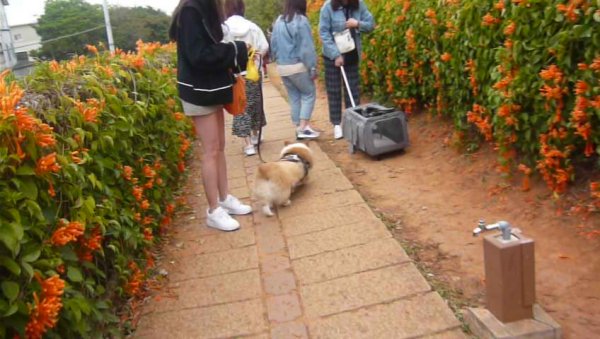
[246,48,260,82]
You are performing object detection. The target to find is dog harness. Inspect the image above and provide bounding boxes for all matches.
[279,153,310,180]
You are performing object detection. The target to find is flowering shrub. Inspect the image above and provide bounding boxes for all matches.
[311,0,599,200]
[0,41,193,337]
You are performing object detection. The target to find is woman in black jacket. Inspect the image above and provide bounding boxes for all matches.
[170,0,252,231]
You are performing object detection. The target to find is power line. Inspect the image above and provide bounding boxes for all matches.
[6,24,105,52]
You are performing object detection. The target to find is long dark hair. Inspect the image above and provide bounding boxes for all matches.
[283,0,307,22]
[224,0,245,18]
[169,0,224,42]
[331,0,358,11]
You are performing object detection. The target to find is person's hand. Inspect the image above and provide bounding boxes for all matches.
[346,18,359,29]
[334,56,344,67]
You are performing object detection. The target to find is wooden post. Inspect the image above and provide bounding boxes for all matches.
[483,232,535,323]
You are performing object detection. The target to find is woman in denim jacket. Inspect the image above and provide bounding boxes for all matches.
[271,0,320,139]
[319,0,374,139]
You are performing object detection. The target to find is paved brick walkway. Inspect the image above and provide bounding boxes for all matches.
[134,80,466,338]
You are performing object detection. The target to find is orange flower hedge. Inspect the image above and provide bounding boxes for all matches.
[350,0,598,203]
[0,41,193,337]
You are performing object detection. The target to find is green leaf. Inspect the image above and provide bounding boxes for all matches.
[3,303,18,317]
[20,261,34,280]
[0,256,21,276]
[21,248,41,263]
[16,166,36,176]
[1,281,19,303]
[0,223,23,255]
[67,266,84,282]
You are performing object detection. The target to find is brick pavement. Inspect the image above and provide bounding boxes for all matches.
[134,80,466,339]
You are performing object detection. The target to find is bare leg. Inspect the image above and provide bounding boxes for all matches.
[215,109,229,201]
[193,110,225,212]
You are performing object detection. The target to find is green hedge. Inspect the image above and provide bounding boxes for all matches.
[308,0,599,197]
[0,42,193,338]
[358,0,599,196]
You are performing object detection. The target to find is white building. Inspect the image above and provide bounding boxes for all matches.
[12,22,41,60]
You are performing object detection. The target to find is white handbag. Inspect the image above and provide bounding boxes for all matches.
[333,29,356,54]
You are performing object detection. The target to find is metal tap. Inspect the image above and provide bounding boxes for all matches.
[473,220,513,241]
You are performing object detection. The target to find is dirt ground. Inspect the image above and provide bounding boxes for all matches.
[265,69,600,338]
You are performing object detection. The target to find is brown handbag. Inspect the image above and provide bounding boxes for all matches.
[224,42,247,115]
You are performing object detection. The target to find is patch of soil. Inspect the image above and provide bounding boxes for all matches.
[303,84,600,337]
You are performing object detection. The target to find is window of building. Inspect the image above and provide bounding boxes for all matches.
[14,33,22,41]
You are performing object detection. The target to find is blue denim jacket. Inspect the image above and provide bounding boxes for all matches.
[319,0,375,61]
[270,14,317,75]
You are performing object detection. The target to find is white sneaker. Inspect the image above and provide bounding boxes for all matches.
[244,145,256,156]
[296,127,320,139]
[206,206,240,231]
[333,125,343,139]
[219,194,253,215]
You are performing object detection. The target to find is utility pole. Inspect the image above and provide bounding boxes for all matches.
[101,0,115,52]
[0,0,16,69]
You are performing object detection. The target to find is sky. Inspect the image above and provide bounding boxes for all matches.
[5,0,179,26]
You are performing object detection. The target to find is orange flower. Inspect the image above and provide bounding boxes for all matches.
[174,112,185,121]
[143,228,154,241]
[166,203,175,215]
[51,221,85,246]
[178,161,185,173]
[86,44,99,54]
[574,81,588,95]
[122,165,133,181]
[125,261,144,296]
[494,0,505,10]
[482,13,500,26]
[140,199,150,210]
[25,275,65,339]
[440,53,452,62]
[36,153,61,175]
[35,123,56,148]
[142,165,155,178]
[504,21,516,36]
[48,182,56,197]
[132,185,144,201]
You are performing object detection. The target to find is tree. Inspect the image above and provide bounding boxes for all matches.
[34,0,105,60]
[110,6,171,52]
[244,0,283,34]
[34,1,171,60]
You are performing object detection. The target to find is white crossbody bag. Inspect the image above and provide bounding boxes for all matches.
[333,29,356,54]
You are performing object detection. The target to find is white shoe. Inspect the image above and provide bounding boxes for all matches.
[219,194,253,215]
[206,206,240,231]
[296,127,320,139]
[333,125,343,139]
[244,145,256,156]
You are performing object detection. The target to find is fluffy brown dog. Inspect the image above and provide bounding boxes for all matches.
[253,142,314,216]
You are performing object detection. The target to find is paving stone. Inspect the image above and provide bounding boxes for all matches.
[422,328,468,339]
[263,269,297,295]
[277,190,364,219]
[271,321,309,339]
[292,238,410,285]
[288,219,390,259]
[308,292,461,338]
[301,264,431,318]
[167,245,258,282]
[231,185,251,199]
[281,203,379,237]
[266,293,303,323]
[229,176,248,189]
[135,299,267,338]
[256,231,286,255]
[143,269,261,314]
[260,252,292,274]
[166,227,255,256]
[300,168,354,195]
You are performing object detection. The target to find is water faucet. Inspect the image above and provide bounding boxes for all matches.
[473,220,513,241]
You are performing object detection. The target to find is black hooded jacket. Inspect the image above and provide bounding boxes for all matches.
[174,0,248,106]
